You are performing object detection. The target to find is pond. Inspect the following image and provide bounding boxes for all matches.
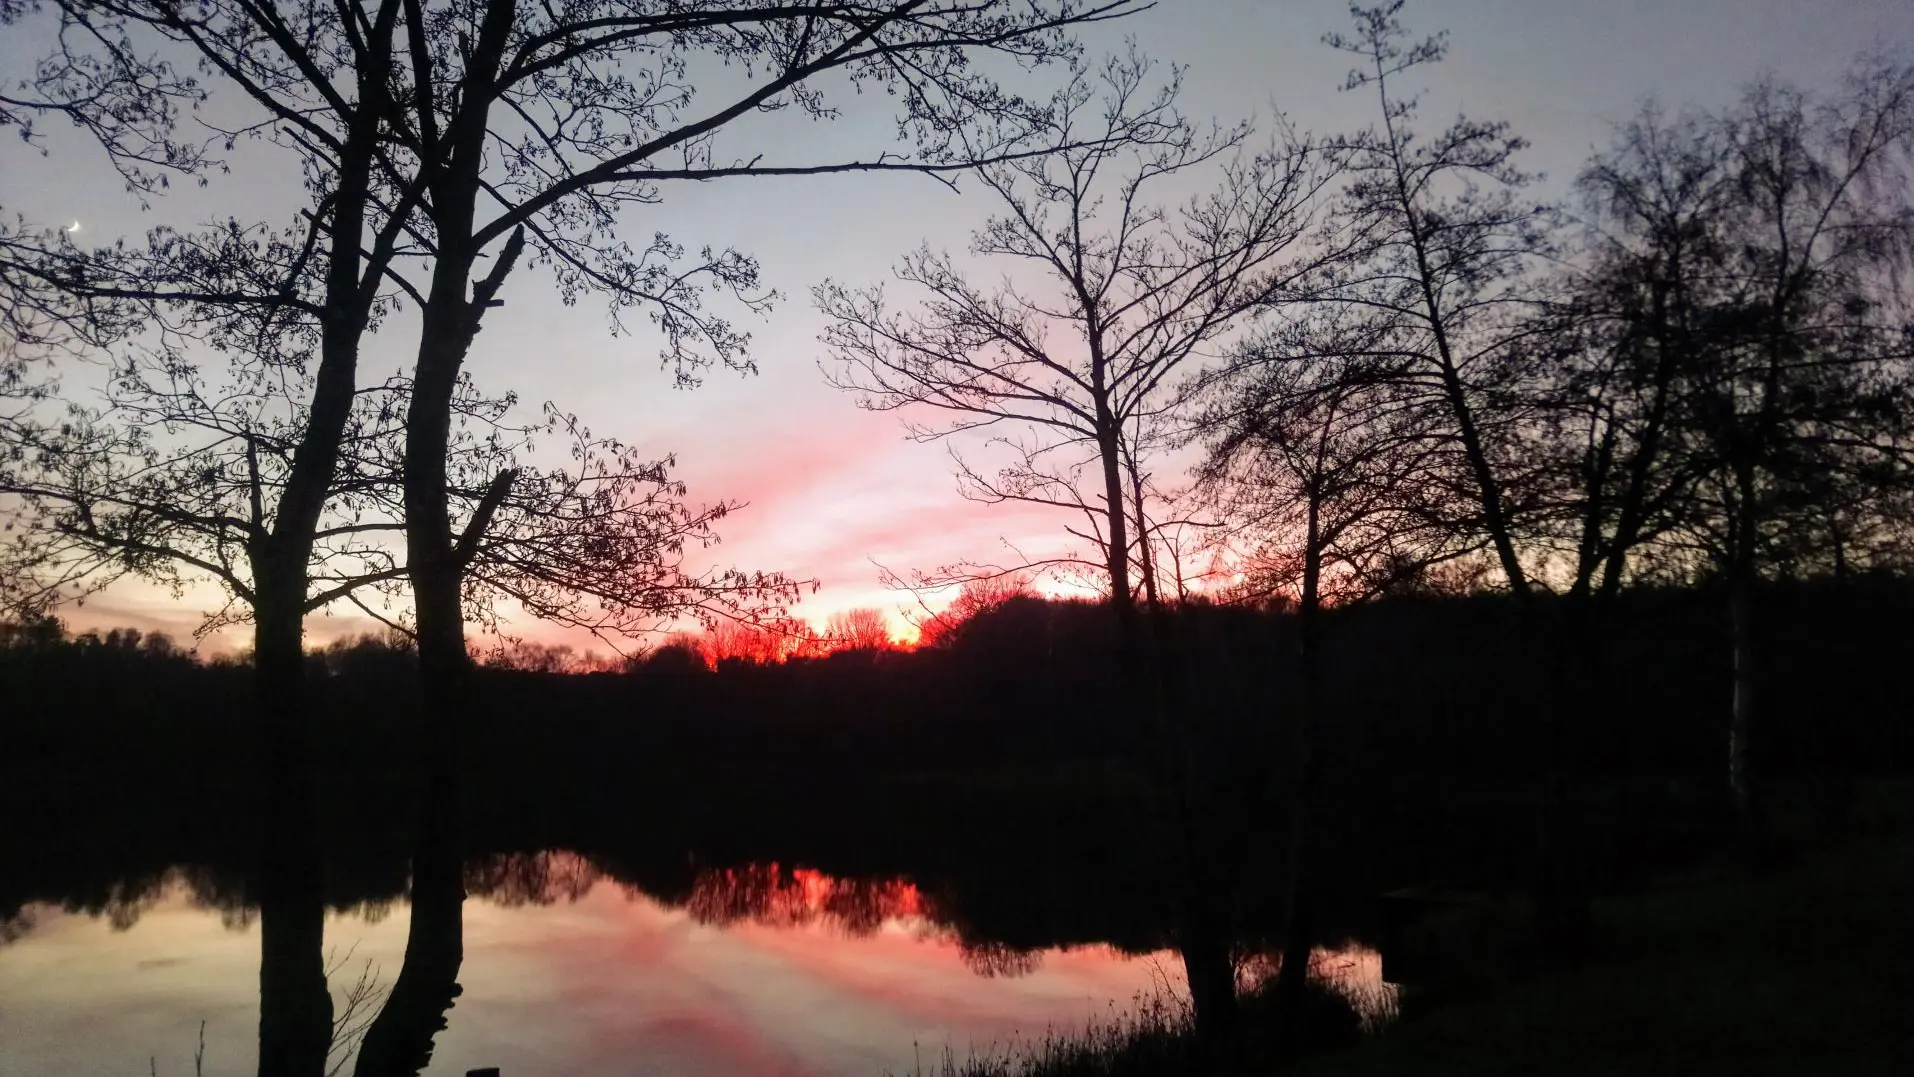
[3,855,1197,1077]
[3,851,1395,1076]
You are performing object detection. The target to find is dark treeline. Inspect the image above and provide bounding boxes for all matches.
[9,575,1910,953]
[0,842,1167,987]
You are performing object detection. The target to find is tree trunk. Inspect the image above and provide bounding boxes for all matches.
[1275,495,1323,1031]
[357,284,483,1073]
[353,474,468,1077]
[1725,449,1768,866]
[1596,280,1682,603]
[1097,423,1134,630]
[251,243,376,1077]
[351,881,461,1077]
[1728,556,1762,862]
[1103,417,1234,1044]
[248,28,398,1071]
[350,590,465,1077]
[1181,927,1239,1048]
[1128,455,1160,611]
[1533,599,1593,961]
[254,588,332,1077]
[364,15,526,1049]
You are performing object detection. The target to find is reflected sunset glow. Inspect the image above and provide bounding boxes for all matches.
[0,861,1185,1077]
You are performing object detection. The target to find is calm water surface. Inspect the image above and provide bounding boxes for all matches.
[2,859,1186,1077]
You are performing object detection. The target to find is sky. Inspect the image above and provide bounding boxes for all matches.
[5,0,1912,651]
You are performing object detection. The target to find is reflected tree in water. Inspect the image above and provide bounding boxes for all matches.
[0,909,35,948]
[685,864,931,937]
[465,852,604,909]
[960,940,1046,979]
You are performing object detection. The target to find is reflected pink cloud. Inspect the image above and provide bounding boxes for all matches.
[635,1010,827,1077]
[456,874,1166,1075]
[729,918,1171,1030]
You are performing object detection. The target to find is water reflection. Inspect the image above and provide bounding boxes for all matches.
[467,850,602,909]
[2,852,1395,1076]
[685,863,933,936]
[1,855,1189,1077]
[1,908,33,946]
[679,863,1053,980]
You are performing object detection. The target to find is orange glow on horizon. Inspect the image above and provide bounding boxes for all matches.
[686,863,933,936]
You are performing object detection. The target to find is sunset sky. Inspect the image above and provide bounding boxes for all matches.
[6,0,1910,651]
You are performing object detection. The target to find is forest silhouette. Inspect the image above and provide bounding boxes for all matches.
[10,574,1910,941]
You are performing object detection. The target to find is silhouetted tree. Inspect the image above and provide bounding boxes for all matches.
[1633,65,1914,851]
[0,3,426,1065]
[1305,1,1595,954]
[820,47,1332,635]
[1312,1,1555,601]
[913,573,1036,648]
[700,616,812,666]
[331,5,1147,1066]
[1191,303,1456,1027]
[1195,314,1458,611]
[822,607,895,651]
[1543,106,1736,603]
[477,638,578,673]
[820,50,1343,1041]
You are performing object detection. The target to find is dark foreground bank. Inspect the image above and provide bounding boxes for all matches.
[920,781,1914,1077]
